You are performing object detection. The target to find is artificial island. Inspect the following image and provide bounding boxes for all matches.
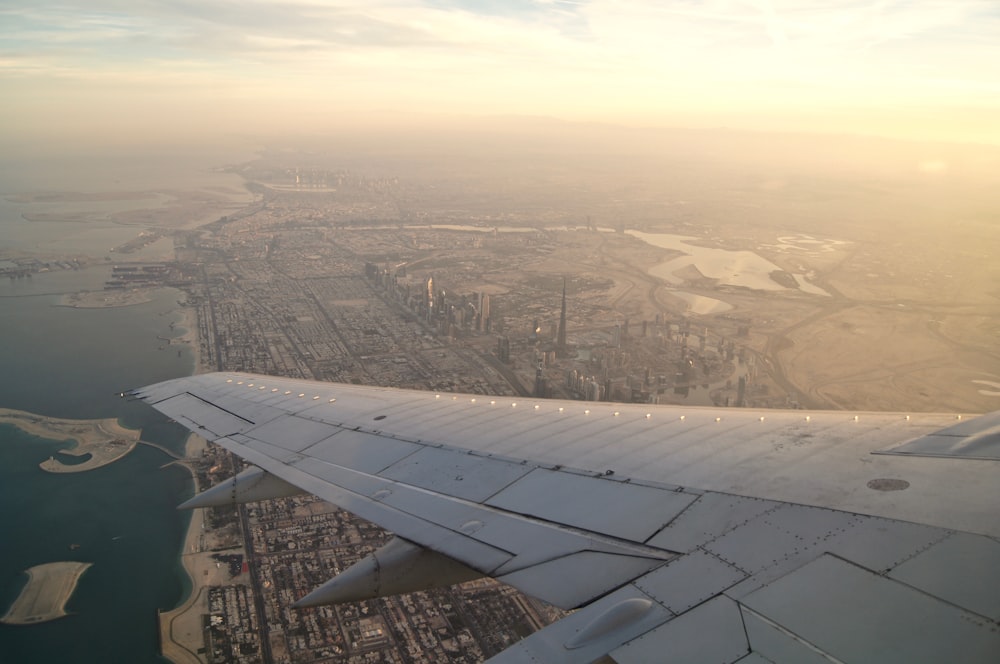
[0,408,140,472]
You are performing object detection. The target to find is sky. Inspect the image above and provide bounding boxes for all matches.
[2,0,1000,147]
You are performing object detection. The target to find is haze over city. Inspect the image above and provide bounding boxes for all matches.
[2,2,1000,663]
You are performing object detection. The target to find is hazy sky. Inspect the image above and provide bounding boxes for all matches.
[3,0,1000,146]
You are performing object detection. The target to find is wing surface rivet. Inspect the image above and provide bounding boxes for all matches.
[760,416,765,422]
[679,415,685,421]
[645,413,651,419]
[613,411,620,416]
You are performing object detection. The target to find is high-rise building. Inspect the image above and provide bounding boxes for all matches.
[497,336,511,364]
[556,277,567,355]
[480,293,490,332]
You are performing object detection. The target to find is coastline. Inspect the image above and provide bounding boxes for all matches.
[0,409,140,473]
[1,562,93,625]
[174,304,206,375]
[159,433,238,664]
[159,288,215,662]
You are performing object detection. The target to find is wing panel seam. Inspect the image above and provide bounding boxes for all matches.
[182,391,257,425]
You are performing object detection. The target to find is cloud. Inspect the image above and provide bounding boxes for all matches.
[2,1,1000,143]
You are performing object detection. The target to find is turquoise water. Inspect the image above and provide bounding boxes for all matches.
[0,277,197,663]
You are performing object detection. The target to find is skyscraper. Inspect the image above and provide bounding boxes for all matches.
[556,277,567,355]
[425,275,434,315]
[480,293,490,332]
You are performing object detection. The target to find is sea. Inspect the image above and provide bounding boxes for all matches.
[0,146,251,663]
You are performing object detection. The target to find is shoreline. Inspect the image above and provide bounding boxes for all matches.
[157,288,215,663]
[1,562,93,625]
[144,195,227,661]
[158,433,221,664]
[173,304,206,375]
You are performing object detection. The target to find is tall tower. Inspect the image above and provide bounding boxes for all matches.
[556,277,567,355]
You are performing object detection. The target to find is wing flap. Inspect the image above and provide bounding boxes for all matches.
[139,374,680,609]
[633,550,746,615]
[486,468,699,543]
[495,551,666,609]
[301,429,422,473]
[484,585,672,664]
[889,532,1000,620]
[609,595,749,664]
[134,373,1000,663]
[379,446,534,502]
[151,392,255,437]
[210,435,517,573]
[740,553,1000,663]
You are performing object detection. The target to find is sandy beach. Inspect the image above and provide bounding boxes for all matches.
[0,409,140,472]
[173,305,206,374]
[159,433,240,664]
[1,562,93,625]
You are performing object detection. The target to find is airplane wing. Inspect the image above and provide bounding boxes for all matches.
[131,372,1000,663]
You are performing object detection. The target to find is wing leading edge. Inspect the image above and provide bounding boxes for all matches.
[132,372,1000,663]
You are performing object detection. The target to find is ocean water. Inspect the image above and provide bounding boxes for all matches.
[0,146,253,257]
[0,275,197,663]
